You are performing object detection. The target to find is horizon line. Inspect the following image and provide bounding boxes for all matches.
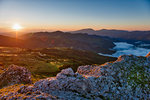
[0,28,150,34]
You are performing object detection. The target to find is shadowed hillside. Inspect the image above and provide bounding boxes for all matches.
[21,31,115,54]
[0,31,115,54]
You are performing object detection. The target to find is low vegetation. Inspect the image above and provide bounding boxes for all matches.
[0,47,116,81]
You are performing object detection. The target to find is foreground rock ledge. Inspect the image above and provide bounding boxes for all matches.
[0,65,31,88]
[0,54,150,99]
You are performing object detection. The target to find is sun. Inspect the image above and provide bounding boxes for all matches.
[12,23,22,30]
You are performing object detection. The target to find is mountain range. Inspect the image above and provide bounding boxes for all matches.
[71,28,150,41]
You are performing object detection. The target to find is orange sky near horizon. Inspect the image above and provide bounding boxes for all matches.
[0,24,150,34]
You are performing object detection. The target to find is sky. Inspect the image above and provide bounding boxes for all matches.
[0,0,150,33]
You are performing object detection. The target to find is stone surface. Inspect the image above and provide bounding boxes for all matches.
[0,65,31,88]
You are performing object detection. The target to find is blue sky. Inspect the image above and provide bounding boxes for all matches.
[0,0,150,32]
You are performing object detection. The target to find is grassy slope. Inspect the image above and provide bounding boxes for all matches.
[0,47,116,81]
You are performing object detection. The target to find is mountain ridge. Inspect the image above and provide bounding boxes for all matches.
[71,28,150,41]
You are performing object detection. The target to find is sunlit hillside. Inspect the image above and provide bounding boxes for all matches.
[0,47,116,82]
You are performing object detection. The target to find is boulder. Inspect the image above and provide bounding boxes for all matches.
[0,65,31,88]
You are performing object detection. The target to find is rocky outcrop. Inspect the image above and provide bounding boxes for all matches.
[0,65,31,88]
[77,55,150,99]
[0,54,150,99]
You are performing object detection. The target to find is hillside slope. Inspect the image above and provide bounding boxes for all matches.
[21,31,115,54]
[0,47,116,80]
[0,53,149,99]
[0,31,116,54]
[0,35,24,47]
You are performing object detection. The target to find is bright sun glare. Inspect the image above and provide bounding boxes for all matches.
[12,24,22,30]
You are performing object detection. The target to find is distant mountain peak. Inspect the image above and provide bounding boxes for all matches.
[79,28,95,31]
[53,30,64,33]
[99,29,107,31]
